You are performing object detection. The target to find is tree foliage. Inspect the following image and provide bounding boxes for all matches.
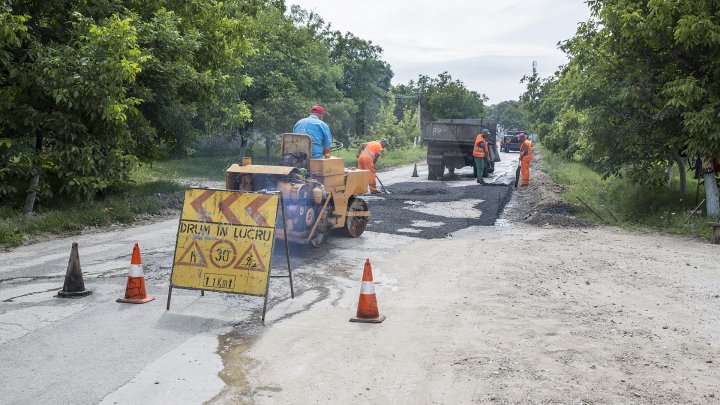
[395,72,486,124]
[488,100,528,131]
[369,92,420,148]
[0,0,487,213]
[523,0,720,187]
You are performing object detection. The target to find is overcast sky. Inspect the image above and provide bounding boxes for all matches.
[288,0,592,104]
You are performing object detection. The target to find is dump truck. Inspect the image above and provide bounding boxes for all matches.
[225,133,371,247]
[422,119,501,180]
[500,130,526,153]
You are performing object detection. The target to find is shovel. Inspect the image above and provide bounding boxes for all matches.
[514,164,521,188]
[375,175,392,194]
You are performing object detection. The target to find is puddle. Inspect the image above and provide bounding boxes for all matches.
[403,199,485,219]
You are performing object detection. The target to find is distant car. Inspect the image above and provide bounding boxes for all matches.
[501,134,522,153]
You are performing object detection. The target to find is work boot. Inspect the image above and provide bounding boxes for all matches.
[477,180,486,185]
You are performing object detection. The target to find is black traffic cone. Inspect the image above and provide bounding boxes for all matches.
[57,242,92,298]
[411,163,419,177]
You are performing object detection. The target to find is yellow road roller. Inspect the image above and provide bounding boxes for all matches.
[225,133,371,247]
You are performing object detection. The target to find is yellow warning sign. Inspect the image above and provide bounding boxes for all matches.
[170,189,279,296]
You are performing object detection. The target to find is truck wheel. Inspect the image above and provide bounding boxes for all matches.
[428,164,443,180]
[342,197,369,237]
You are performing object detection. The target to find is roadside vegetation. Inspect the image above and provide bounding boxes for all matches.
[521,1,720,219]
[0,180,184,247]
[541,146,712,240]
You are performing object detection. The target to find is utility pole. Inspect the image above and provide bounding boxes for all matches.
[415,91,422,147]
[532,60,537,76]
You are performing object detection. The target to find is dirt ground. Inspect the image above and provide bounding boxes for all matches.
[214,154,720,404]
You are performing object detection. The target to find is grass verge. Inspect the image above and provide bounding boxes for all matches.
[0,180,184,248]
[541,146,714,240]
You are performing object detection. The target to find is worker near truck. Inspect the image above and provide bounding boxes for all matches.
[293,105,332,159]
[356,138,390,193]
[518,132,534,186]
[473,129,490,184]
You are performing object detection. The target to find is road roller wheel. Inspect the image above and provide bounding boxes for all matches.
[343,197,369,238]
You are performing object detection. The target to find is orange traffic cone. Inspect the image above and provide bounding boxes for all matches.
[117,243,155,304]
[350,258,386,323]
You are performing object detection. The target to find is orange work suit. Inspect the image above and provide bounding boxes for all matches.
[519,139,534,186]
[357,141,384,192]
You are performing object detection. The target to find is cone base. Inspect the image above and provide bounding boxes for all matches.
[57,289,92,298]
[349,314,386,323]
[117,295,155,304]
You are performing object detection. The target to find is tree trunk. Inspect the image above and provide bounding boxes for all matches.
[23,174,40,213]
[666,163,673,187]
[265,138,271,164]
[24,134,44,213]
[672,153,687,196]
[705,172,720,218]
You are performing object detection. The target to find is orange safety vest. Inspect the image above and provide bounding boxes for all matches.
[472,134,488,158]
[360,141,384,161]
[520,139,533,160]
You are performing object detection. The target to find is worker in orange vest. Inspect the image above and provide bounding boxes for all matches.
[473,129,490,184]
[518,133,534,186]
[357,138,390,193]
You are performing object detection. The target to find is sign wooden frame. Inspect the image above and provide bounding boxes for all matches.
[166,188,294,322]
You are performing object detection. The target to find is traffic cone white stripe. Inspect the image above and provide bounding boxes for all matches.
[128,264,144,277]
[360,281,376,295]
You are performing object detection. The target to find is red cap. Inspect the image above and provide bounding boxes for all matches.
[310,105,325,114]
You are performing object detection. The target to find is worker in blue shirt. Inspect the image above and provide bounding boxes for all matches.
[293,105,332,159]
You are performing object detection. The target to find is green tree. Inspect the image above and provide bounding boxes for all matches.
[489,100,528,131]
[0,0,257,210]
[522,0,720,214]
[325,31,393,136]
[399,72,486,123]
[369,93,420,148]
[0,5,147,209]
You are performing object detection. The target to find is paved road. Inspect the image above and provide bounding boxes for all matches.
[0,153,519,404]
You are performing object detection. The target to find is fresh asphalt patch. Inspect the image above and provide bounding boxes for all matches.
[364,180,513,239]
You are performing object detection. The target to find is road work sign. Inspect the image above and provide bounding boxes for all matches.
[167,188,294,321]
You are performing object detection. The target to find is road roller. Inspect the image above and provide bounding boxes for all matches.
[225,133,371,247]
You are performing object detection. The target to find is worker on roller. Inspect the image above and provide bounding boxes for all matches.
[473,129,490,184]
[356,138,390,194]
[518,132,534,186]
[293,105,332,159]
